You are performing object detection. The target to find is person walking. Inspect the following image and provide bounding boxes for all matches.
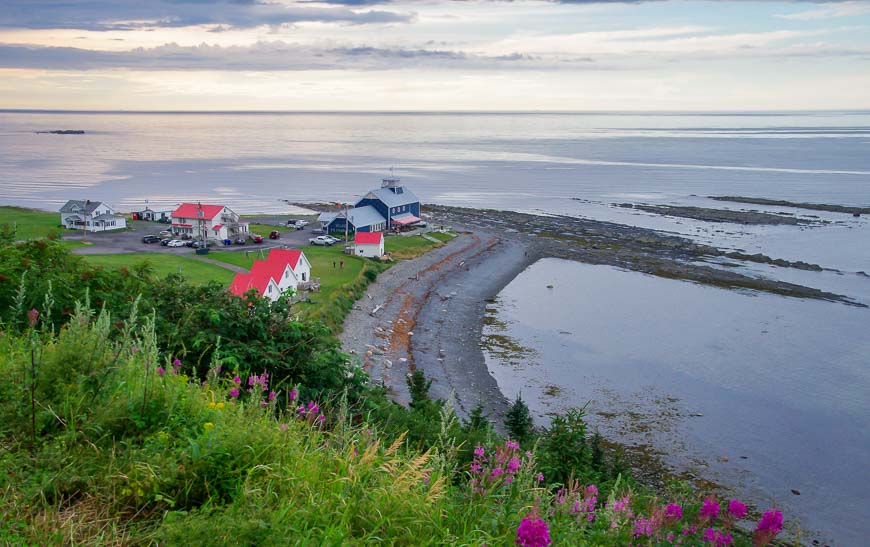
[340,260,344,269]
[333,260,336,268]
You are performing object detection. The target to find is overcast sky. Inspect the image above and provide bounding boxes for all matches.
[1,0,869,110]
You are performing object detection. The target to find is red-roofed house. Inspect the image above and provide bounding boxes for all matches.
[353,231,384,258]
[170,203,248,241]
[229,249,312,302]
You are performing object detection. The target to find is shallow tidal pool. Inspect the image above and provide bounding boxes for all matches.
[483,258,870,546]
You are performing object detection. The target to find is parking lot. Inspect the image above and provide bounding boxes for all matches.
[65,219,337,256]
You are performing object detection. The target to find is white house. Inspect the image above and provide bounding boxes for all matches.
[135,207,172,222]
[229,249,312,302]
[353,231,384,258]
[59,200,127,232]
[170,203,248,240]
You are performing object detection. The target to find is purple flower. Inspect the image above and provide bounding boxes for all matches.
[535,473,544,482]
[507,456,521,474]
[474,445,485,458]
[633,517,654,538]
[505,439,520,450]
[317,414,326,423]
[700,498,720,522]
[228,388,239,398]
[727,499,747,520]
[665,503,683,520]
[233,376,241,384]
[173,358,181,367]
[27,309,39,328]
[279,423,289,431]
[156,366,166,376]
[288,388,297,402]
[516,516,551,547]
[268,391,277,401]
[702,528,733,546]
[754,510,783,544]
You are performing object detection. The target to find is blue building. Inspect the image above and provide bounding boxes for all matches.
[317,176,422,234]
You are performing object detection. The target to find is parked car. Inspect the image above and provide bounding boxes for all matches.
[269,231,281,240]
[157,217,171,224]
[167,240,185,248]
[191,240,214,249]
[287,219,308,230]
[184,240,196,247]
[234,237,246,245]
[251,234,264,243]
[142,235,161,244]
[160,238,172,246]
[309,235,334,246]
[159,230,172,238]
[324,235,341,245]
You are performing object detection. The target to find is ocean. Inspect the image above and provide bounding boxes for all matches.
[2,110,869,544]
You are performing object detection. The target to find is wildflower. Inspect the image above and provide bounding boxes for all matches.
[27,309,39,328]
[268,391,277,401]
[279,423,289,431]
[754,510,783,545]
[700,498,720,522]
[586,485,598,497]
[702,528,733,546]
[535,473,544,482]
[216,402,225,410]
[229,388,240,398]
[516,515,551,547]
[506,439,520,450]
[525,450,533,458]
[474,445,485,457]
[233,376,241,384]
[317,415,326,423]
[665,503,683,521]
[633,517,654,538]
[156,366,166,376]
[203,422,214,431]
[507,456,521,474]
[727,499,747,520]
[306,401,319,414]
[288,388,297,402]
[667,532,675,543]
[208,402,216,409]
[173,358,181,367]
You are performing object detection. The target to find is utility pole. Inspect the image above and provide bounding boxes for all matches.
[344,201,349,244]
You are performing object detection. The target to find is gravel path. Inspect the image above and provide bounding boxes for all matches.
[188,255,249,274]
[340,230,533,425]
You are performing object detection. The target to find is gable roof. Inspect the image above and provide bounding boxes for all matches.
[358,186,419,208]
[268,249,304,270]
[354,231,383,245]
[172,203,225,220]
[347,205,386,228]
[229,266,279,298]
[60,199,103,214]
[317,212,338,223]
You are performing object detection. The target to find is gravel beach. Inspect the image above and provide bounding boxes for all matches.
[340,229,533,423]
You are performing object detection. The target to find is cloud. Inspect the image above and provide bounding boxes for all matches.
[0,41,541,71]
[778,1,870,20]
[0,0,413,31]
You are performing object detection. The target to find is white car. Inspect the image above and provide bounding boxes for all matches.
[324,235,341,244]
[167,239,185,247]
[309,235,334,246]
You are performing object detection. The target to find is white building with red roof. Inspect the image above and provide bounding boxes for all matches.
[229,249,312,302]
[353,231,384,258]
[170,202,248,241]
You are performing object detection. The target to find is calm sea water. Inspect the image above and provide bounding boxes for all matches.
[2,111,869,543]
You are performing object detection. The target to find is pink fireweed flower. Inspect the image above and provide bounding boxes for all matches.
[288,388,297,402]
[156,366,165,376]
[612,496,631,512]
[633,518,654,538]
[754,510,783,545]
[233,376,241,384]
[700,498,720,522]
[535,473,544,482]
[27,309,39,328]
[474,445,485,458]
[667,532,675,543]
[228,388,239,398]
[173,358,181,368]
[507,456,521,474]
[516,516,552,547]
[727,499,747,520]
[702,528,733,546]
[506,439,520,450]
[306,401,319,414]
[317,414,326,423]
[268,391,277,401]
[279,423,288,431]
[665,503,683,521]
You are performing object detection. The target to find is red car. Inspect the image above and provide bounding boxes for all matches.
[269,231,280,240]
[251,234,264,243]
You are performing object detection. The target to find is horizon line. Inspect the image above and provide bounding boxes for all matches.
[2,108,870,116]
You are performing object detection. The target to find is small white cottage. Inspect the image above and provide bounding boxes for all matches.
[353,231,384,258]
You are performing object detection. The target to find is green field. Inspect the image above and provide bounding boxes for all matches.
[384,234,441,259]
[247,223,293,235]
[429,231,456,243]
[0,206,63,240]
[81,253,235,285]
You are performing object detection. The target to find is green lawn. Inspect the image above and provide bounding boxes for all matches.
[429,231,456,243]
[247,223,294,235]
[81,253,235,285]
[0,206,63,240]
[384,234,441,259]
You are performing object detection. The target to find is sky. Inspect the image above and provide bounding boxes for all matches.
[0,0,869,111]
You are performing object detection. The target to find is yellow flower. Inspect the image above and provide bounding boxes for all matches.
[208,402,216,409]
[216,402,225,410]
[204,422,214,431]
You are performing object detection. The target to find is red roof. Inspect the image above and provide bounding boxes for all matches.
[268,249,303,270]
[230,263,278,298]
[354,232,383,245]
[172,203,225,220]
[392,214,421,226]
[212,224,223,230]
[229,273,253,296]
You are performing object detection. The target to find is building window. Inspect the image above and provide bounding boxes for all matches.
[302,272,306,281]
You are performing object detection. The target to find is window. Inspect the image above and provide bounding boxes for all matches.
[268,286,272,294]
[302,272,306,281]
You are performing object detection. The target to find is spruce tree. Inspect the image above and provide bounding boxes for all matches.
[504,393,534,443]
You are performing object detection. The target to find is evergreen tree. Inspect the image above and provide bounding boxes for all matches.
[504,393,534,443]
[407,369,433,411]
[465,401,491,432]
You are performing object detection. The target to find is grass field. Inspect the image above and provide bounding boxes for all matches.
[81,253,235,285]
[384,234,441,259]
[429,231,456,243]
[247,223,294,235]
[0,206,62,240]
